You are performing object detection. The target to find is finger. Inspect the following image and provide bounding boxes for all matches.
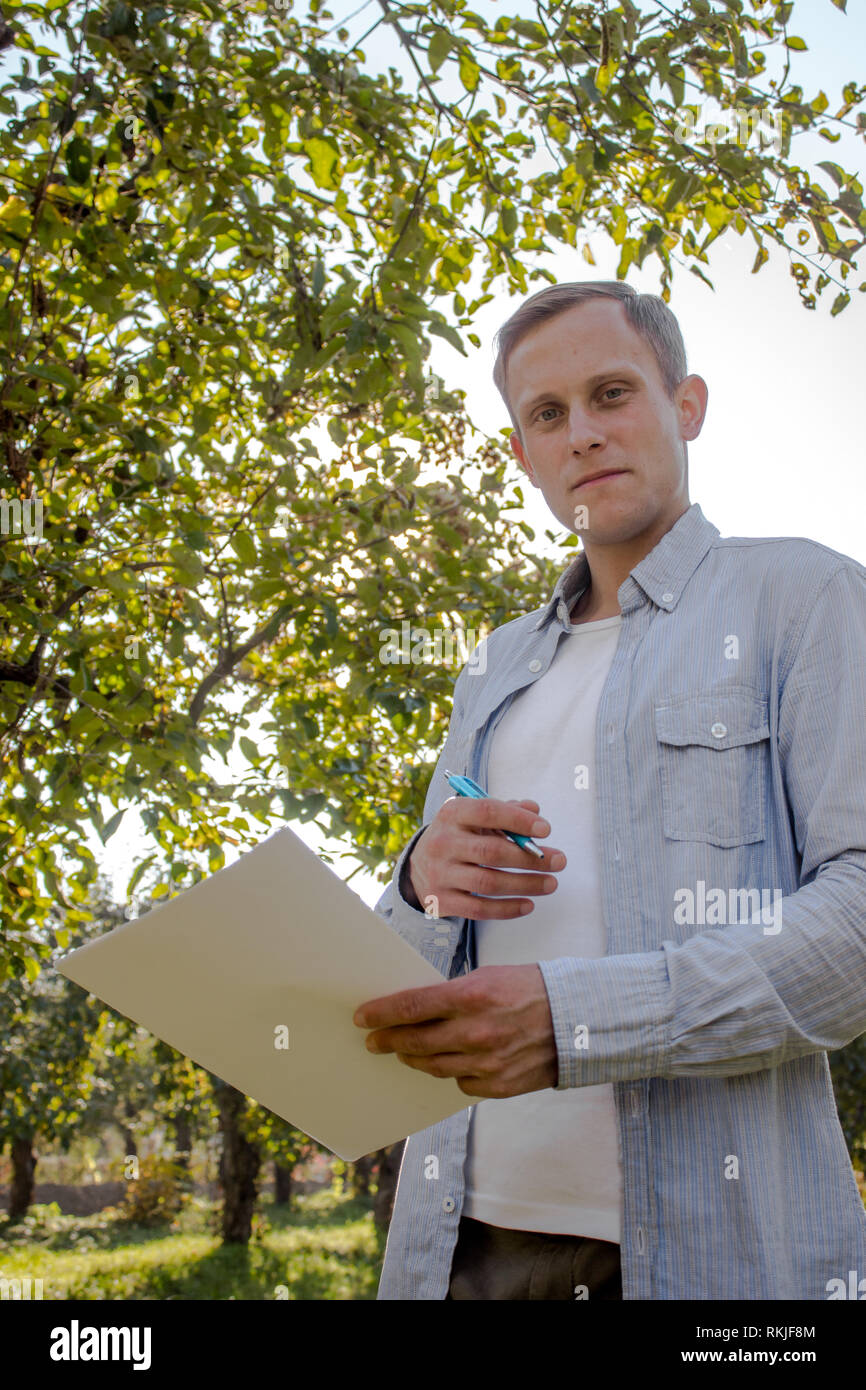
[353,980,463,1029]
[449,797,551,839]
[425,889,537,920]
[367,1020,484,1057]
[447,859,560,900]
[453,831,567,874]
[493,799,539,835]
[398,1052,487,1080]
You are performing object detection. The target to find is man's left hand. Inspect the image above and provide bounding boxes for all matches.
[352,964,559,1098]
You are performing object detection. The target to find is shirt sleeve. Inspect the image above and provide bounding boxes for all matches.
[539,562,866,1089]
[372,660,473,976]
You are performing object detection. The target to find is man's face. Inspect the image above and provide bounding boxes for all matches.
[506,299,707,545]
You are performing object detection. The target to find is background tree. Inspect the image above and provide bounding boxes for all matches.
[212,1077,261,1244]
[0,905,108,1217]
[1,0,863,981]
[248,1104,322,1210]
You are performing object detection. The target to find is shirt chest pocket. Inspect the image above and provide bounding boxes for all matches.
[654,690,771,848]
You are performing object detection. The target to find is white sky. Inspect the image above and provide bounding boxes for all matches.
[93,0,866,910]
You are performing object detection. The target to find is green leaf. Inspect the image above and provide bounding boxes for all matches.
[428,28,452,73]
[704,201,733,234]
[428,319,467,355]
[303,138,339,190]
[100,808,125,844]
[231,531,257,565]
[595,61,617,95]
[169,546,205,582]
[817,161,846,189]
[689,264,715,290]
[21,361,79,392]
[65,136,92,184]
[784,36,807,51]
[458,48,480,92]
[127,856,156,897]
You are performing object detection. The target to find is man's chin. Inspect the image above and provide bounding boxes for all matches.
[569,508,641,545]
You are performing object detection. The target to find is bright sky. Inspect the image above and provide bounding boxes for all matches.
[94,0,866,911]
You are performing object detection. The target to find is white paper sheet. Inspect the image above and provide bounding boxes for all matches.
[56,826,470,1160]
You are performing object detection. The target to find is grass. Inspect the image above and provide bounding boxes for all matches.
[0,1187,387,1300]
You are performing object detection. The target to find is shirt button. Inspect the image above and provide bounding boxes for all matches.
[661,591,673,603]
[711,722,727,738]
[442,1197,456,1213]
[528,659,542,672]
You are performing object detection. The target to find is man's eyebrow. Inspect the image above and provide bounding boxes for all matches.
[517,367,641,418]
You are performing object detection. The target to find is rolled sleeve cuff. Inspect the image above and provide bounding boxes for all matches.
[376,826,467,971]
[538,952,672,1088]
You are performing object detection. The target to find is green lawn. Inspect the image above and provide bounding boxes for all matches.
[0,1188,386,1300]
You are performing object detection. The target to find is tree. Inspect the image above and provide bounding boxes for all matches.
[1,0,863,982]
[248,1103,322,1211]
[0,909,108,1217]
[212,1077,261,1243]
[373,1141,406,1230]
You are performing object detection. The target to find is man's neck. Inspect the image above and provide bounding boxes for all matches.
[569,582,619,625]
[569,505,690,624]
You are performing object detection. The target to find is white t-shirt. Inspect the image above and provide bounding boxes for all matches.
[462,613,624,1242]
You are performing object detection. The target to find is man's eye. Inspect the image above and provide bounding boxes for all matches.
[602,387,626,401]
[537,407,559,422]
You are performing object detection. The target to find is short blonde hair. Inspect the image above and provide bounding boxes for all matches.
[493,280,688,435]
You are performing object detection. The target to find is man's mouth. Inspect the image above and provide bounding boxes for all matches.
[574,469,628,488]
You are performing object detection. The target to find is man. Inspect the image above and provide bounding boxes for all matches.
[354,280,866,1300]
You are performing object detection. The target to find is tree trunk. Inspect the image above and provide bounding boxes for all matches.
[274,1160,293,1206]
[121,1097,137,1159]
[9,1134,36,1220]
[173,1111,192,1169]
[373,1140,405,1231]
[351,1152,375,1196]
[215,1082,261,1244]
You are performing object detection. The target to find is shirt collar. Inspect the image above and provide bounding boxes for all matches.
[532,502,721,631]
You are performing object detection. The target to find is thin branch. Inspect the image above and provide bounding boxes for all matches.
[376,0,449,117]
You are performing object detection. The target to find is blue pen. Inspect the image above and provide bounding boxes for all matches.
[443,770,546,860]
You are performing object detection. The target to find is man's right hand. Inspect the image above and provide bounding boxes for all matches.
[401,795,566,921]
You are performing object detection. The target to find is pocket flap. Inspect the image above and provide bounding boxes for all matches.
[654,689,770,750]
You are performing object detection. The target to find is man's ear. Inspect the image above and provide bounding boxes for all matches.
[677,374,708,442]
[510,430,538,486]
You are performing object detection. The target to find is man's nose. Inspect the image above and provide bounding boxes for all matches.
[567,406,605,453]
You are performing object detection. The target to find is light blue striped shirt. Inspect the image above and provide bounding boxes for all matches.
[373,501,866,1299]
